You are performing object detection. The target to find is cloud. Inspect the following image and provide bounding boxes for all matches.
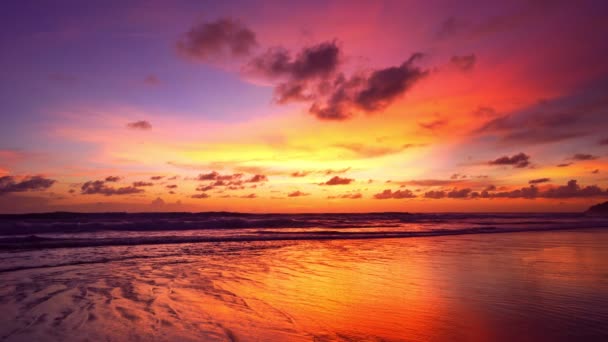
[0,176,56,195]
[291,168,352,178]
[240,193,257,199]
[373,189,416,199]
[557,163,572,167]
[419,118,448,131]
[151,197,165,206]
[488,153,530,168]
[81,180,143,196]
[323,167,351,175]
[450,54,476,72]
[133,181,154,187]
[105,176,121,182]
[600,138,608,145]
[592,169,600,174]
[127,120,152,130]
[166,184,178,189]
[322,176,354,185]
[400,179,464,187]
[529,178,551,184]
[191,193,210,199]
[328,192,363,199]
[288,190,310,197]
[177,18,257,62]
[291,171,311,177]
[570,153,598,161]
[450,173,467,180]
[150,176,164,180]
[334,143,421,158]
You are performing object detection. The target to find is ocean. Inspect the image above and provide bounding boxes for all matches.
[1,212,607,341]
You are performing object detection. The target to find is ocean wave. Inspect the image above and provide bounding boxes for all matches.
[1,223,607,251]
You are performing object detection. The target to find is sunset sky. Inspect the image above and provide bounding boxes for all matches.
[1,0,608,213]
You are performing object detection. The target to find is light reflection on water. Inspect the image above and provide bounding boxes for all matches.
[0,229,607,341]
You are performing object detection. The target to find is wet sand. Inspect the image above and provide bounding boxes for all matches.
[1,229,607,341]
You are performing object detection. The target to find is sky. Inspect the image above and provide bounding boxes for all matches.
[1,0,608,213]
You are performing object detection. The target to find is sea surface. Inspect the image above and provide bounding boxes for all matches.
[0,212,607,341]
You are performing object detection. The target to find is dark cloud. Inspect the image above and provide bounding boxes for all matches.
[542,180,607,198]
[105,176,121,182]
[306,54,428,120]
[248,41,340,81]
[246,174,268,183]
[150,176,164,180]
[288,190,310,197]
[374,189,416,199]
[592,169,600,174]
[354,54,427,112]
[0,176,56,195]
[166,184,178,189]
[177,18,257,61]
[251,44,427,120]
[425,180,608,200]
[529,178,551,184]
[447,188,472,198]
[424,190,446,199]
[450,54,476,72]
[322,176,354,186]
[127,120,152,130]
[436,2,564,41]
[473,106,497,117]
[570,153,598,161]
[133,181,154,187]
[240,193,257,199]
[191,193,210,199]
[196,171,242,182]
[81,180,143,196]
[474,85,608,147]
[488,153,530,168]
[196,185,214,192]
[557,163,572,167]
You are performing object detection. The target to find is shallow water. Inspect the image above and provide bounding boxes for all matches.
[1,228,607,341]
